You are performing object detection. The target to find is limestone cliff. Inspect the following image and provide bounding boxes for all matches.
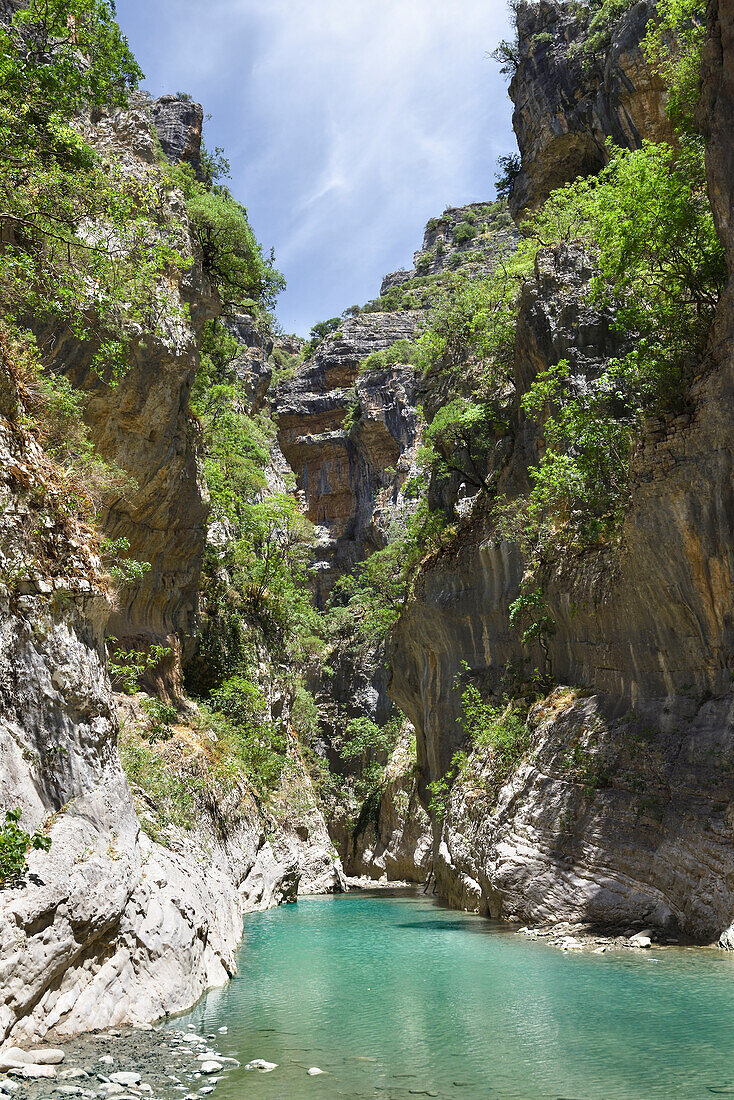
[508,0,672,217]
[0,88,344,1044]
[389,0,734,943]
[276,311,422,604]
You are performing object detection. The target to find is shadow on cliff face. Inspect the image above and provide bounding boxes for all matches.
[433,687,734,941]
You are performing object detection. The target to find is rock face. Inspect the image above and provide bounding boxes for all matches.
[345,725,432,883]
[276,311,422,604]
[508,0,672,217]
[0,100,345,1044]
[389,0,734,943]
[36,99,218,700]
[147,93,204,175]
[381,202,519,288]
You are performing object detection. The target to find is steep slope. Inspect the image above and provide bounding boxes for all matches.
[0,73,343,1043]
[508,0,672,217]
[389,0,734,943]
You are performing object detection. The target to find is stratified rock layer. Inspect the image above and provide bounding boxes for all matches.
[509,0,672,217]
[276,312,422,603]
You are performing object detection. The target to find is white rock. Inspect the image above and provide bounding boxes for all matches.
[216,1028,227,1035]
[307,1067,325,1076]
[629,932,653,948]
[198,1064,222,1076]
[0,1051,30,1071]
[138,1086,153,1094]
[108,1074,141,1087]
[19,1066,57,1079]
[181,1036,203,1045]
[199,1089,215,1095]
[244,1061,277,1073]
[99,1058,114,1067]
[30,1049,64,1065]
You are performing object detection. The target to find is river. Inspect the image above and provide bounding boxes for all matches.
[170,887,734,1099]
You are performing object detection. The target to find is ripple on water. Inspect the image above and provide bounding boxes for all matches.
[168,889,734,1100]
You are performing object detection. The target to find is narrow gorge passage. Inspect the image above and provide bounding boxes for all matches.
[3,0,734,1094]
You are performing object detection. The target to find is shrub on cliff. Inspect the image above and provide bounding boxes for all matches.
[0,808,51,886]
[186,190,284,315]
[517,138,725,551]
[358,340,419,373]
[0,0,190,381]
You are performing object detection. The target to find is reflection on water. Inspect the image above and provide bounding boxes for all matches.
[171,889,734,1100]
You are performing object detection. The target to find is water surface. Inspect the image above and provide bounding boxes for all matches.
[173,889,734,1099]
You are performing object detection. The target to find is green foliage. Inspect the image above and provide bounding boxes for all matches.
[180,185,284,315]
[207,676,286,793]
[340,716,397,761]
[192,321,275,523]
[0,808,51,885]
[515,139,725,551]
[342,390,360,433]
[415,251,433,275]
[139,697,178,741]
[508,587,556,674]
[358,340,419,373]
[100,537,151,584]
[327,497,448,649]
[644,0,706,131]
[107,639,172,694]
[118,733,202,832]
[420,397,507,494]
[0,0,190,382]
[2,325,138,521]
[495,153,522,200]
[583,0,635,56]
[229,495,319,652]
[416,248,533,378]
[454,221,477,244]
[302,316,341,357]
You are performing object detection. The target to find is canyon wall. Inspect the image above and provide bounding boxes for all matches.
[389,0,734,942]
[509,0,672,217]
[0,93,344,1045]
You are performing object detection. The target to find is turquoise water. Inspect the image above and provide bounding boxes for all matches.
[173,889,734,1099]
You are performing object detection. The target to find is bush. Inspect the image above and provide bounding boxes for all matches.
[454,221,477,244]
[0,808,51,885]
[516,139,725,552]
[494,153,521,200]
[358,340,419,373]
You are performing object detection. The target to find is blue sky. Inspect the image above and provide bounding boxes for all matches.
[117,1,517,336]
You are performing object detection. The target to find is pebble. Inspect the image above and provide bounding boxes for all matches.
[60,1070,89,1080]
[307,1067,325,1076]
[244,1061,277,1073]
[99,1058,114,1067]
[216,1029,227,1035]
[198,1064,221,1076]
[180,1037,203,1045]
[198,1089,214,1095]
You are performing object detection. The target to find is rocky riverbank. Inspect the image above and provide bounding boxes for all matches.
[0,1025,249,1100]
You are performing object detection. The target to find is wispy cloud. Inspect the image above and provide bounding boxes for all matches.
[119,0,517,334]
